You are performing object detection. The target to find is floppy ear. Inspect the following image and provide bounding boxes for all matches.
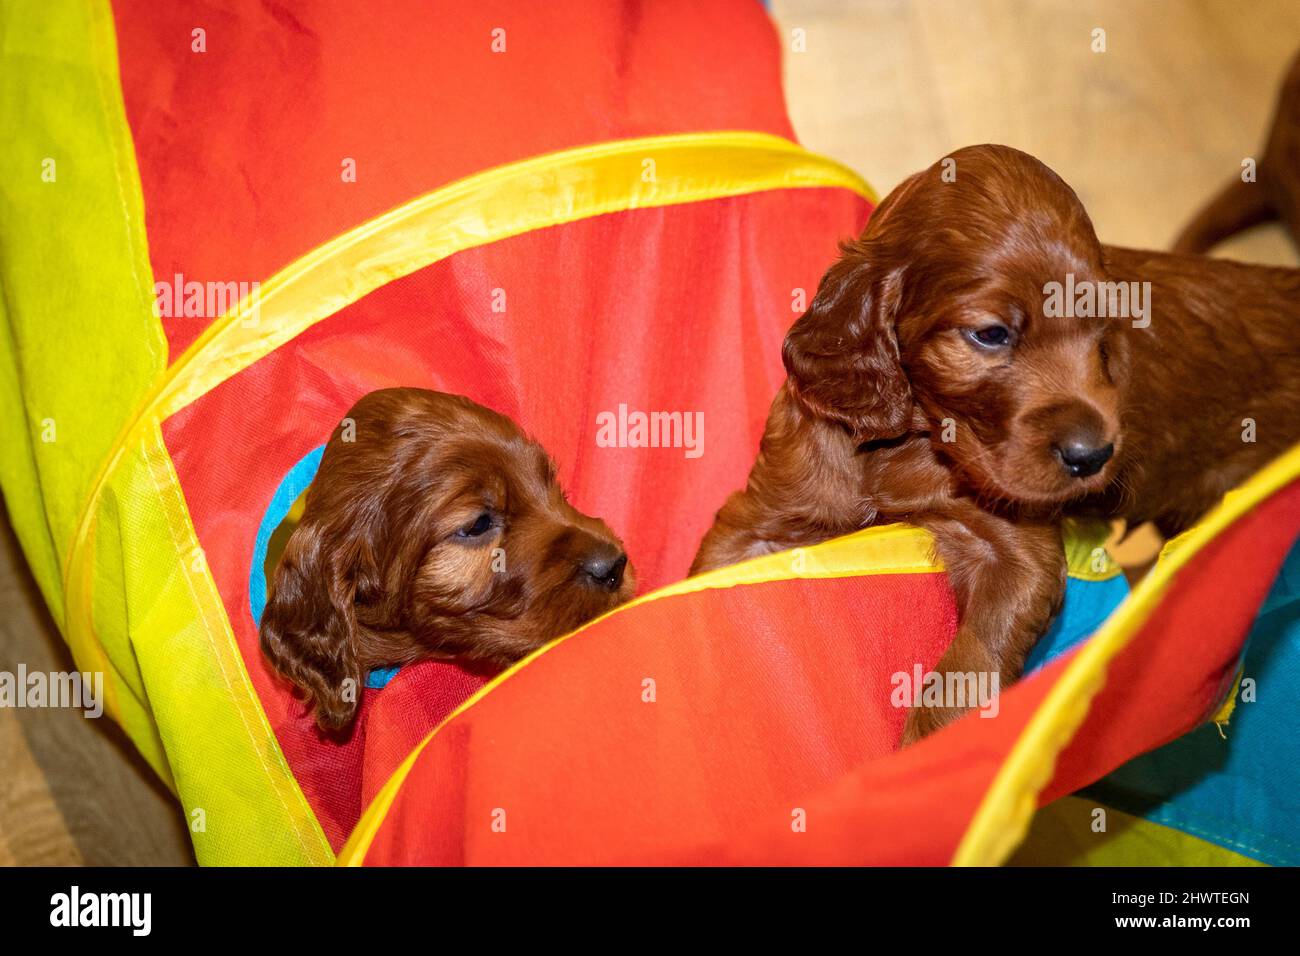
[782,245,913,441]
[259,518,367,732]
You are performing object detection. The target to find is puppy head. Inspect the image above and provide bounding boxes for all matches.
[785,144,1127,506]
[259,388,635,731]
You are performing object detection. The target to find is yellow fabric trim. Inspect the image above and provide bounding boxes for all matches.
[953,440,1300,866]
[640,523,941,597]
[679,520,1115,593]
[140,425,334,864]
[62,129,875,682]
[152,130,876,427]
[338,518,1116,865]
[68,419,335,862]
[1,0,183,787]
[82,504,173,788]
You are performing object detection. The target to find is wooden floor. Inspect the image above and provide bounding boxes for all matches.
[0,515,194,865]
[1,0,1296,865]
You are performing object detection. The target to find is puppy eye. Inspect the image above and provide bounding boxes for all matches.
[456,512,494,538]
[966,324,1012,349]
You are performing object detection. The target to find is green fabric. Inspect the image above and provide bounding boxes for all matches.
[0,0,166,624]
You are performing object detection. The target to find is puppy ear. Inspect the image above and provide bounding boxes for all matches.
[782,246,912,440]
[259,519,366,732]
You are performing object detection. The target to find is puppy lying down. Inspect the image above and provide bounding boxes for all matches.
[260,388,635,731]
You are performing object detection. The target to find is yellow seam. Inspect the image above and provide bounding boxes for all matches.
[953,440,1300,865]
[62,515,120,723]
[156,132,873,423]
[142,425,334,864]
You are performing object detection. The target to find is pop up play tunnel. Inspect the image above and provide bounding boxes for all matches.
[3,0,1298,867]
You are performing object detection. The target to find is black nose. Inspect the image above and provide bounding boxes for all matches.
[1054,439,1114,478]
[581,550,627,591]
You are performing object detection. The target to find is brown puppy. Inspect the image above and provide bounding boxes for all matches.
[694,145,1300,742]
[1174,48,1300,254]
[261,388,635,731]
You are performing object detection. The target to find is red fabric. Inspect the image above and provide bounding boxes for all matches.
[361,572,961,865]
[261,661,493,848]
[162,190,871,848]
[360,480,1300,865]
[110,0,796,358]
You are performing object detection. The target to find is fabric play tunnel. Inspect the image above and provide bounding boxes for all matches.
[2,0,1297,867]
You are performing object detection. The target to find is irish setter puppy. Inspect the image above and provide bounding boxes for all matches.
[693,144,1300,743]
[261,388,635,731]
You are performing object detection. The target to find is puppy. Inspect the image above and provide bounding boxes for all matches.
[694,144,1300,742]
[1174,48,1300,254]
[261,388,635,731]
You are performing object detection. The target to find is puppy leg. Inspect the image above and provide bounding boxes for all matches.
[1173,49,1300,253]
[692,501,796,574]
[690,384,867,575]
[901,512,1066,745]
[690,492,859,575]
[1171,176,1275,255]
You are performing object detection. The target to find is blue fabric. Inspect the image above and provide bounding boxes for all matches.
[1082,540,1300,865]
[366,667,401,689]
[251,446,409,692]
[249,445,325,627]
[1025,572,1131,673]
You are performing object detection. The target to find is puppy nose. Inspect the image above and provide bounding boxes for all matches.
[581,549,628,591]
[1054,438,1114,478]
